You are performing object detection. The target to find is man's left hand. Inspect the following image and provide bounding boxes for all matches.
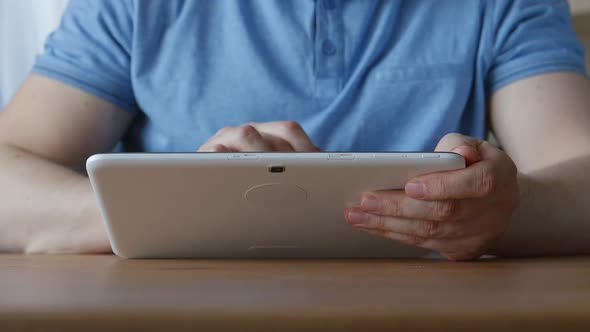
[345,133,520,260]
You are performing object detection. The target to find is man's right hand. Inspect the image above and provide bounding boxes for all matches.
[0,75,134,254]
[198,121,320,152]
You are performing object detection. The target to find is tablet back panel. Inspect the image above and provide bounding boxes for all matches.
[87,152,464,258]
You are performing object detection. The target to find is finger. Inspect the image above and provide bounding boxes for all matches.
[197,143,232,152]
[346,208,453,238]
[405,161,497,200]
[257,134,296,152]
[360,190,483,222]
[352,227,487,261]
[406,141,505,201]
[435,133,483,165]
[346,207,499,239]
[249,121,319,152]
[239,122,296,151]
[352,226,442,251]
[205,125,273,152]
[407,140,516,200]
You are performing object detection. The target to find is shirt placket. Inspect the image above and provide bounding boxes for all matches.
[314,0,345,102]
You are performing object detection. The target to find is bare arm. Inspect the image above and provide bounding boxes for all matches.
[490,72,590,256]
[0,75,133,253]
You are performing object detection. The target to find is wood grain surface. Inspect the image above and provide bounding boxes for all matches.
[1,255,589,331]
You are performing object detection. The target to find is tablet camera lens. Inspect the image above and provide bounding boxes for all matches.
[269,166,285,173]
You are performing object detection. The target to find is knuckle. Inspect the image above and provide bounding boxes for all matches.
[477,166,497,196]
[280,121,303,132]
[276,140,294,151]
[421,220,441,238]
[375,215,387,229]
[212,144,226,152]
[383,197,402,216]
[236,124,259,139]
[435,200,458,221]
[432,176,447,198]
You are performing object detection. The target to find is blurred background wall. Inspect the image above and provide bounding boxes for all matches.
[0,0,589,109]
[0,0,68,108]
[570,0,590,66]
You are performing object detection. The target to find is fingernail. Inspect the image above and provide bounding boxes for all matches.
[406,181,426,198]
[346,209,368,224]
[361,195,379,212]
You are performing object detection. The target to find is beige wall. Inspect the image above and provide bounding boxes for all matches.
[0,0,69,108]
[570,0,590,15]
[571,0,590,67]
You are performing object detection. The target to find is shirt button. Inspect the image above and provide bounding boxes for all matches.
[322,39,337,56]
[323,0,336,10]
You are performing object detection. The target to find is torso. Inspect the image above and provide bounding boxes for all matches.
[123,0,489,152]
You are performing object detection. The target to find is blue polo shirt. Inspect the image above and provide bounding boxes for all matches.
[33,0,586,152]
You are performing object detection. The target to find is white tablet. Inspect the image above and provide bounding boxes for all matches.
[87,152,465,258]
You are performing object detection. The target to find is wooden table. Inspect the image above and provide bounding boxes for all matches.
[1,255,589,331]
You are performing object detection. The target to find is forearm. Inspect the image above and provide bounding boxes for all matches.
[0,144,109,254]
[491,155,590,257]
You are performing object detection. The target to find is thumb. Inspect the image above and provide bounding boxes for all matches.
[435,133,483,166]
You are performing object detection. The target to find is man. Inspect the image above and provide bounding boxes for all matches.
[1,0,589,260]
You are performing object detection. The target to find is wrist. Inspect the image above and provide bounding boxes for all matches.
[486,173,532,257]
[24,178,110,254]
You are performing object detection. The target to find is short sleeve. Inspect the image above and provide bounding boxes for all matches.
[32,0,137,112]
[486,0,587,94]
